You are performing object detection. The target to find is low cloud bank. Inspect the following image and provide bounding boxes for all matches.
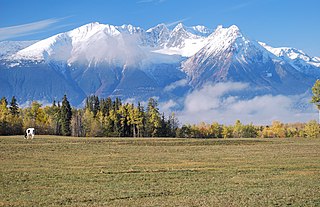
[163,82,318,125]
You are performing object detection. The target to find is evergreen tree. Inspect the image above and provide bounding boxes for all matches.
[177,124,191,138]
[136,102,145,137]
[158,113,168,137]
[100,98,107,116]
[85,95,100,117]
[9,96,19,116]
[114,98,122,111]
[53,101,61,135]
[60,95,72,136]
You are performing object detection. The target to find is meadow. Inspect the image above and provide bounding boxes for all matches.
[1,136,319,206]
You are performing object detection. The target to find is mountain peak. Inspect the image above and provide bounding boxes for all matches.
[206,25,244,50]
[172,23,186,33]
[2,21,319,107]
[260,42,320,68]
[74,22,103,31]
[116,24,144,35]
[213,25,241,37]
[229,24,240,31]
[146,23,168,32]
[189,25,213,36]
[182,23,274,83]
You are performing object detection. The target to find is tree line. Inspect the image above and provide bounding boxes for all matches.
[0,95,319,138]
[178,120,319,138]
[0,95,177,137]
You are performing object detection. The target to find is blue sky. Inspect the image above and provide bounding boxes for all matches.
[1,0,319,56]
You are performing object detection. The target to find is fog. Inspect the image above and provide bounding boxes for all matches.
[68,33,147,67]
[66,33,182,68]
[161,82,318,125]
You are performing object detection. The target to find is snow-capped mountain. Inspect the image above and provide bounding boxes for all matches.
[146,24,170,47]
[0,22,318,105]
[182,25,315,95]
[153,23,209,57]
[10,22,210,64]
[187,25,213,37]
[12,22,146,66]
[0,40,37,57]
[259,42,320,77]
[183,25,271,82]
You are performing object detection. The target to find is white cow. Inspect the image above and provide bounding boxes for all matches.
[25,128,35,139]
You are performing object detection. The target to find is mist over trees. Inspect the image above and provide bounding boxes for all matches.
[0,95,319,138]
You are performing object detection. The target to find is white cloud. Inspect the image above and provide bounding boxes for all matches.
[176,82,318,125]
[68,33,148,67]
[184,82,248,113]
[159,99,178,114]
[0,18,66,41]
[164,79,188,92]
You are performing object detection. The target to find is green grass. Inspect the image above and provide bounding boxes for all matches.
[1,136,319,206]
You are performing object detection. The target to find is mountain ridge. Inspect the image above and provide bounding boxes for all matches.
[0,22,319,106]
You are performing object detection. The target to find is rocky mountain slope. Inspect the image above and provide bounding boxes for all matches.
[0,22,319,105]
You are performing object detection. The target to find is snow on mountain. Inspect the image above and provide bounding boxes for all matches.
[166,23,203,48]
[12,22,147,66]
[182,25,314,96]
[146,23,170,47]
[187,25,213,37]
[201,25,270,60]
[183,25,271,78]
[0,40,37,58]
[259,42,320,77]
[116,24,144,35]
[153,23,209,57]
[13,33,72,61]
[259,42,320,68]
[1,22,319,105]
[9,22,213,66]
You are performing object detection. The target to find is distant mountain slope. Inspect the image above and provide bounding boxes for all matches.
[0,40,37,58]
[182,25,316,95]
[259,42,320,77]
[0,22,318,105]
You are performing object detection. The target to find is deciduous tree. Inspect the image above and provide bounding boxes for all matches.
[304,120,320,138]
[311,79,320,123]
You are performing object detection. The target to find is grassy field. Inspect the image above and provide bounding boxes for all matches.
[0,136,319,206]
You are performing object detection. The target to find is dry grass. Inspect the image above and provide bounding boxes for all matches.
[1,136,319,206]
